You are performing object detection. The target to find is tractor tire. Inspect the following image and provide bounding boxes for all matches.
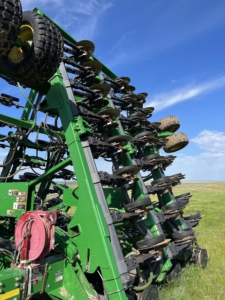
[158,116,180,133]
[1,11,63,85]
[163,132,189,153]
[0,0,22,60]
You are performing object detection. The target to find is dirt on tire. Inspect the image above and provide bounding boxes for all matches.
[158,115,180,133]
[163,132,189,153]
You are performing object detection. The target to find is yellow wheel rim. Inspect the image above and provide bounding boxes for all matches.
[8,23,34,63]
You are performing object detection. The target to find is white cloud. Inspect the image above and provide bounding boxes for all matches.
[95,130,225,180]
[22,0,63,11]
[191,130,225,154]
[164,130,225,180]
[145,77,225,111]
[21,0,113,41]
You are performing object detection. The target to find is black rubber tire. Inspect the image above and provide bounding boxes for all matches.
[170,173,184,180]
[151,176,172,186]
[143,154,160,161]
[1,11,63,85]
[106,135,131,146]
[162,200,185,212]
[114,165,142,176]
[0,0,22,60]
[186,220,199,228]
[175,192,192,200]
[171,228,194,241]
[163,132,189,153]
[134,131,157,139]
[124,197,151,212]
[184,212,201,221]
[158,116,180,133]
[136,234,165,250]
[140,285,159,300]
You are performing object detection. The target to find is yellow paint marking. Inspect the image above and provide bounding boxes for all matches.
[0,288,20,299]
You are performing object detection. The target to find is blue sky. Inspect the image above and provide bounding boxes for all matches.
[0,0,225,180]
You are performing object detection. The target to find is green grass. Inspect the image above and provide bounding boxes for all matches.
[49,181,225,299]
[158,182,225,300]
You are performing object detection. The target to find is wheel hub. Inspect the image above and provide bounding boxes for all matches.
[8,23,33,63]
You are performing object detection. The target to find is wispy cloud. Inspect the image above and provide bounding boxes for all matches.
[104,1,225,68]
[22,0,63,11]
[21,0,113,41]
[145,77,225,111]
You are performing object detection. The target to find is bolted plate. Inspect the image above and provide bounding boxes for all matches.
[90,83,111,97]
[76,40,95,55]
[98,108,120,120]
[83,60,102,75]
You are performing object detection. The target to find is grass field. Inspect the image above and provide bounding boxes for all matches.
[157,181,225,300]
[53,181,225,299]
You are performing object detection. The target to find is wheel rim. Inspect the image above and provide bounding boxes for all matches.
[8,23,33,63]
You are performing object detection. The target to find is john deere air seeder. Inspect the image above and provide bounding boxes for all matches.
[0,1,208,299]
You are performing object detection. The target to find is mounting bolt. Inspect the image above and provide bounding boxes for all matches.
[0,282,2,286]
[15,277,21,281]
[0,289,2,294]
[47,284,51,288]
[13,298,18,300]
[48,267,52,270]
[15,283,19,287]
